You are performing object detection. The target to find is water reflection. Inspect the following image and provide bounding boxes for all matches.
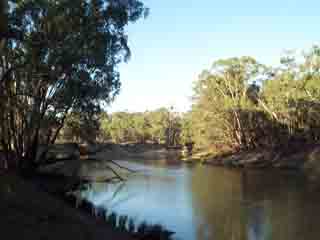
[79,161,320,240]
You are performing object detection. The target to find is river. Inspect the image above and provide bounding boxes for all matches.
[79,160,320,240]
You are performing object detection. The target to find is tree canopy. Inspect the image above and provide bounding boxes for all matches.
[98,108,183,146]
[0,0,148,172]
[188,46,320,152]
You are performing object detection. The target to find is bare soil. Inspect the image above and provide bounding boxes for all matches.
[0,173,136,240]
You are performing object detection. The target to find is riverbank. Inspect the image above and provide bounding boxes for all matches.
[92,143,182,162]
[3,142,320,239]
[190,144,320,176]
[39,142,320,174]
[0,143,177,240]
[0,173,136,240]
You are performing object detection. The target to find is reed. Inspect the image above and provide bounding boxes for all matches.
[65,193,174,240]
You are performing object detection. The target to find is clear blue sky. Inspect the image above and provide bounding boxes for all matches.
[109,0,320,113]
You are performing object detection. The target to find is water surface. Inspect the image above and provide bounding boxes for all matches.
[80,160,320,240]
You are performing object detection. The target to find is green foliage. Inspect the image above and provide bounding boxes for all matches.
[100,108,185,146]
[58,112,100,143]
[147,108,170,144]
[190,57,266,148]
[0,0,147,171]
[189,46,320,151]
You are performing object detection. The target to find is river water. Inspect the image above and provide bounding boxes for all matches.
[79,160,320,240]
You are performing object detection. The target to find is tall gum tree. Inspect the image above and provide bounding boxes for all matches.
[0,0,148,173]
[192,57,268,149]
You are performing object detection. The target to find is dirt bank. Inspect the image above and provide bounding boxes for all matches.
[91,143,182,162]
[0,173,136,240]
[36,143,182,184]
[0,143,179,240]
[198,144,320,175]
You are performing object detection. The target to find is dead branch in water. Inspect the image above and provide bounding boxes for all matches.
[107,160,138,173]
[103,164,126,181]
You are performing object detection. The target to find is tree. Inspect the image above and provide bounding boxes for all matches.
[99,108,183,146]
[131,113,151,143]
[189,46,320,153]
[59,112,101,143]
[261,46,320,143]
[180,112,193,145]
[0,0,148,173]
[191,57,267,149]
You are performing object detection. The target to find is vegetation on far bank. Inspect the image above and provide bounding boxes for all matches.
[2,0,320,172]
[189,51,320,152]
[4,1,320,240]
[58,46,320,168]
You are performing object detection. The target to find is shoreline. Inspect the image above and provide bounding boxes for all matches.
[186,144,320,177]
[40,142,320,173]
[0,173,136,240]
[2,143,320,240]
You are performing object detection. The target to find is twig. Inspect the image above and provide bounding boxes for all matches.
[104,164,125,181]
[107,160,138,173]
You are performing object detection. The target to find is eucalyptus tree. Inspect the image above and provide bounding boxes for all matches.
[0,0,148,172]
[98,108,183,146]
[261,46,320,142]
[0,0,8,42]
[131,112,151,143]
[190,47,320,151]
[59,112,101,143]
[192,57,268,149]
[180,112,193,145]
[146,108,170,144]
[146,107,182,146]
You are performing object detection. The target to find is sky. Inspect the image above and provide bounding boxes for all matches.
[109,0,320,113]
